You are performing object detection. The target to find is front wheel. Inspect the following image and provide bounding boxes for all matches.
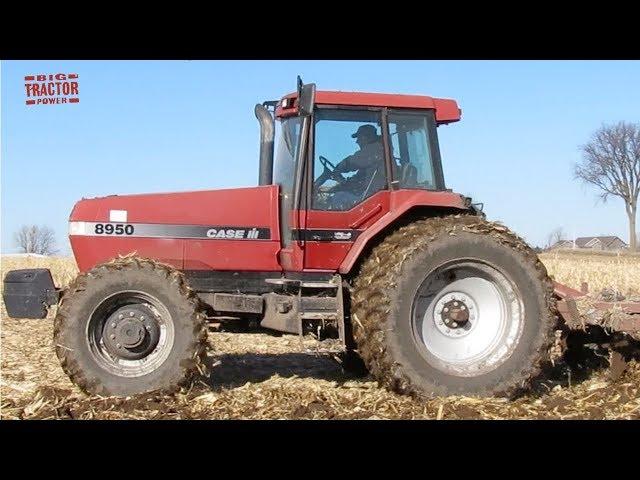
[53,257,208,397]
[351,216,557,398]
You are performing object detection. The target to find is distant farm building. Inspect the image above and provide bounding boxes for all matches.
[550,236,628,251]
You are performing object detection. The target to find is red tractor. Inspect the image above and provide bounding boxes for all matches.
[4,78,638,398]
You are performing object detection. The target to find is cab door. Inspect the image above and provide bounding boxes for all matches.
[303,107,392,271]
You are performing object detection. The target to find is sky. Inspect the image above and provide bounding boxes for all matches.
[2,60,639,254]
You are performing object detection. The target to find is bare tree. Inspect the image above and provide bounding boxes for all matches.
[545,227,566,249]
[14,225,58,255]
[575,122,640,251]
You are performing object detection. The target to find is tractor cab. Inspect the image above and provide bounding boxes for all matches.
[255,78,468,272]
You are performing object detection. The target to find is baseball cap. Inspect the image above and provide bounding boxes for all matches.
[351,124,378,138]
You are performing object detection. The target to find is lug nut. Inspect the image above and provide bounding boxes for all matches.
[116,343,122,348]
[110,334,116,340]
[460,305,466,310]
[454,301,459,307]
[140,316,145,321]
[111,322,117,328]
[118,314,123,320]
[452,322,458,328]
[129,312,135,317]
[444,307,449,313]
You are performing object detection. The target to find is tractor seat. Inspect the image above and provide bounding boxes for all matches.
[400,163,418,187]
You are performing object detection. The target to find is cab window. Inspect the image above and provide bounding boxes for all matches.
[273,116,302,245]
[387,111,439,190]
[312,109,386,211]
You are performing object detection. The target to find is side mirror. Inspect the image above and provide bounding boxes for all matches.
[296,76,316,117]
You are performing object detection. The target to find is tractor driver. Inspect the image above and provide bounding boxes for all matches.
[321,124,386,209]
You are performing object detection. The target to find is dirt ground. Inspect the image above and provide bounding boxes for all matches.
[1,316,639,419]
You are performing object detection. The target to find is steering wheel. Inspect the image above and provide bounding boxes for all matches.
[319,155,337,171]
[319,156,346,184]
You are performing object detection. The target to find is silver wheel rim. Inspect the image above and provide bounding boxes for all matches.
[86,291,175,378]
[411,260,524,377]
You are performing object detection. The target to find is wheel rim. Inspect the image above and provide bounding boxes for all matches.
[411,260,524,377]
[86,291,175,378]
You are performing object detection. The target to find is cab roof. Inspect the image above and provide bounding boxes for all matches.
[276,90,461,124]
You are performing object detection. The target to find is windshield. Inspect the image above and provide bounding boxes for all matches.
[273,116,302,246]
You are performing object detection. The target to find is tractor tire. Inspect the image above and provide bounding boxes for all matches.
[53,256,208,397]
[351,215,557,398]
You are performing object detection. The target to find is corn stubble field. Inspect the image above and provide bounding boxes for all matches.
[1,250,639,420]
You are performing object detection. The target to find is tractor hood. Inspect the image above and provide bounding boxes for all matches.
[68,185,282,272]
[69,185,279,228]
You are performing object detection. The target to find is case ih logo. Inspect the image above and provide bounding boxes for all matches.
[24,73,79,106]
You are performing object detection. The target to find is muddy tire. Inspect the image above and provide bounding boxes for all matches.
[53,257,207,397]
[351,215,556,398]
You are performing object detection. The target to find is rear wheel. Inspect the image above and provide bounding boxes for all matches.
[54,257,207,397]
[351,215,556,397]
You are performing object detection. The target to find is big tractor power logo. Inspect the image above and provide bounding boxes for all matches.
[24,73,79,106]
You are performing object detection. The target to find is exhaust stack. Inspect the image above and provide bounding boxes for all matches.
[255,104,275,186]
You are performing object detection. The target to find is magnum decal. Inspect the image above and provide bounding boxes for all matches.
[291,229,362,242]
